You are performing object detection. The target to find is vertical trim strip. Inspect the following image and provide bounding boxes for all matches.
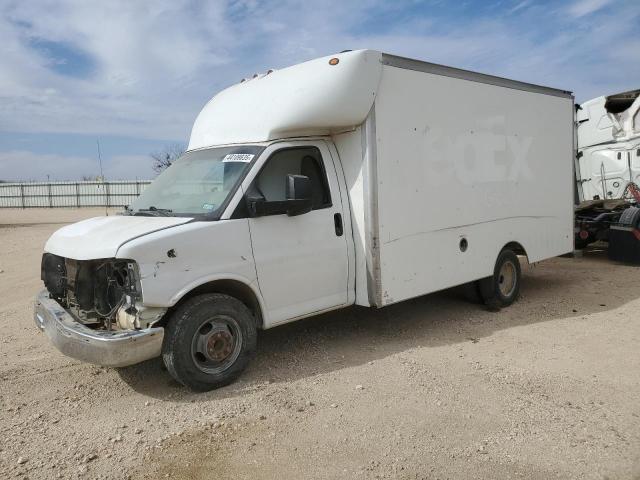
[362,105,383,307]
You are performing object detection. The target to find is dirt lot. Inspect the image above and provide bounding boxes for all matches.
[0,208,639,480]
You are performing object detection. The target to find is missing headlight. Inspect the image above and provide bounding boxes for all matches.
[41,254,142,327]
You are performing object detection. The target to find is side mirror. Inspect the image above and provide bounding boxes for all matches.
[285,174,312,216]
[245,174,312,218]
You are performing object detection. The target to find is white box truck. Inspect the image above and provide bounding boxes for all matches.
[35,50,575,390]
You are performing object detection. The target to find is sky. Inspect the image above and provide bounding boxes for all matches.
[0,0,638,181]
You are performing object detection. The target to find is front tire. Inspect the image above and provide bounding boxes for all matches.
[478,249,521,310]
[162,293,257,391]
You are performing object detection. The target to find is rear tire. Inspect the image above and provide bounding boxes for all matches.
[478,249,521,310]
[619,206,640,227]
[162,293,257,391]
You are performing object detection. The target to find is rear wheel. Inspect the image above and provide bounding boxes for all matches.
[162,293,257,391]
[478,249,521,310]
[619,206,640,227]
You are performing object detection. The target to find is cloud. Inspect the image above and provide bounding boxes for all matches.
[567,0,613,17]
[0,150,154,181]
[0,0,638,182]
[0,1,236,140]
[508,0,532,14]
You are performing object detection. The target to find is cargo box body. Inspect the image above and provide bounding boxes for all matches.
[334,52,575,307]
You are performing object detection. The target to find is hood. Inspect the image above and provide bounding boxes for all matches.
[44,215,193,260]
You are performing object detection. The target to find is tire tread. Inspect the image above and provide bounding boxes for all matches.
[162,293,256,391]
[478,249,521,310]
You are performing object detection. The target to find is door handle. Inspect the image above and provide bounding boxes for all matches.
[334,213,343,237]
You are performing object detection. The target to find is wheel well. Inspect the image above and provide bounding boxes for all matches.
[162,280,264,329]
[502,241,528,259]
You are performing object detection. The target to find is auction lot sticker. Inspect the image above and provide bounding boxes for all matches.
[222,154,254,163]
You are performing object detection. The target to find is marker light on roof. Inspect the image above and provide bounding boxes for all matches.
[329,58,339,65]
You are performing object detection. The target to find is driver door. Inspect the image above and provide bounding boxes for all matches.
[240,141,349,326]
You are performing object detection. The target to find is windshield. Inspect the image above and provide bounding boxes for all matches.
[129,145,263,217]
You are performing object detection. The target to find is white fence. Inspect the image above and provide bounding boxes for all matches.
[0,181,152,208]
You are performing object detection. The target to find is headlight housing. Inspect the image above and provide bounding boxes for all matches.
[41,254,143,321]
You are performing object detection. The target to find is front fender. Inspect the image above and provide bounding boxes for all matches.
[167,272,266,318]
[116,219,259,309]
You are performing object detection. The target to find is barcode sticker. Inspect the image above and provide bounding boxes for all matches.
[222,154,254,163]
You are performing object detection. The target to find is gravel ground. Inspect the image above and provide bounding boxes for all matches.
[0,208,639,480]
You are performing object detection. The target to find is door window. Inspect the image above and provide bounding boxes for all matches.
[251,147,332,214]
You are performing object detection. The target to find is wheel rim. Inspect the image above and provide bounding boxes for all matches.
[498,260,517,298]
[191,315,243,374]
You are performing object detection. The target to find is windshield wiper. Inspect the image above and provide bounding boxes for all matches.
[133,206,173,217]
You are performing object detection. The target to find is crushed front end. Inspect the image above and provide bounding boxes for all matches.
[34,253,166,367]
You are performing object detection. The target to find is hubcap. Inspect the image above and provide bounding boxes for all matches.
[498,260,517,298]
[191,316,242,374]
[206,331,234,361]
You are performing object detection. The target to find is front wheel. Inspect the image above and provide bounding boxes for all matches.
[162,293,257,391]
[478,249,521,310]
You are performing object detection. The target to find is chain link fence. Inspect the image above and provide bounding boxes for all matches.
[0,181,151,208]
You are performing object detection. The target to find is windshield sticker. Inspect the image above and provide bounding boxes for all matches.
[202,203,216,210]
[222,154,254,163]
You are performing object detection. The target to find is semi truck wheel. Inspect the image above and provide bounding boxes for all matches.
[478,249,521,310]
[162,293,257,391]
[619,206,640,227]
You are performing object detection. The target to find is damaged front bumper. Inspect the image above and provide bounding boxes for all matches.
[33,290,164,368]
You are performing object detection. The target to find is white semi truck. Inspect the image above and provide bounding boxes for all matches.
[574,89,640,257]
[35,50,575,390]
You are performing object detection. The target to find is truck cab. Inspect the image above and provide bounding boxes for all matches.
[574,89,640,251]
[37,137,355,390]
